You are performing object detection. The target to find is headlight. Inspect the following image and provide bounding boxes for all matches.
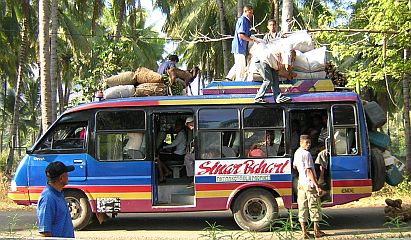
[10,180,17,192]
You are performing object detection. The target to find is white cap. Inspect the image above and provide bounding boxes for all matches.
[185,117,194,124]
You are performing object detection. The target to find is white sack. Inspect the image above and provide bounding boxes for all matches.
[104,85,135,99]
[294,47,326,73]
[269,30,314,53]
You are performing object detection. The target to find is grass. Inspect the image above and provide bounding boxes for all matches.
[0,173,33,211]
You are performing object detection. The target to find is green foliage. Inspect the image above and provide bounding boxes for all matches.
[200,221,225,240]
[375,179,411,197]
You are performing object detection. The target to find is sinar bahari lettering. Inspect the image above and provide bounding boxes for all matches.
[197,159,289,175]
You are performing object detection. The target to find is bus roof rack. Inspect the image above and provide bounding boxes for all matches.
[203,79,339,95]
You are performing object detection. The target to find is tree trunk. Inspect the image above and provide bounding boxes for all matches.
[1,79,6,153]
[39,0,52,132]
[91,0,103,37]
[216,0,230,75]
[50,0,58,121]
[115,0,126,41]
[237,0,244,18]
[404,48,411,180]
[6,0,30,175]
[57,71,64,113]
[273,0,279,30]
[281,0,293,32]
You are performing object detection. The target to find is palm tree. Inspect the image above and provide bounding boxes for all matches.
[6,0,30,175]
[215,0,230,75]
[114,0,126,41]
[39,0,52,132]
[281,0,293,32]
[50,0,58,122]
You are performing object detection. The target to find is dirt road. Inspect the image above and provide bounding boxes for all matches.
[1,206,411,239]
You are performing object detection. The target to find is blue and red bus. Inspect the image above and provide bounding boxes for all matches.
[8,89,385,231]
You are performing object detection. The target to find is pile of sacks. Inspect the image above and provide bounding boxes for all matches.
[102,67,198,99]
[246,30,328,81]
[384,198,411,222]
[103,67,166,99]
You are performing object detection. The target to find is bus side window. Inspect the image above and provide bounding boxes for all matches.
[332,105,358,155]
[244,130,283,157]
[35,122,88,152]
[96,110,146,161]
[198,108,240,159]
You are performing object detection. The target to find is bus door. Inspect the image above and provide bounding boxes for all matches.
[329,104,367,201]
[92,110,152,212]
[289,108,331,203]
[151,110,195,206]
[28,122,88,191]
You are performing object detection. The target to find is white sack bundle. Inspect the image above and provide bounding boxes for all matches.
[104,85,135,99]
[293,47,326,73]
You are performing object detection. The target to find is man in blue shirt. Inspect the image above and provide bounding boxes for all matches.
[37,161,75,238]
[157,54,179,75]
[229,5,260,81]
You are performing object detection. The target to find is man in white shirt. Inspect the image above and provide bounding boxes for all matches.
[293,135,326,238]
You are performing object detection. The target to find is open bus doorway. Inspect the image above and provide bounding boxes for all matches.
[290,109,332,204]
[152,111,195,206]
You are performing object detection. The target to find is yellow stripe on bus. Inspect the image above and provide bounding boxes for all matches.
[196,188,292,198]
[8,193,29,201]
[333,186,372,194]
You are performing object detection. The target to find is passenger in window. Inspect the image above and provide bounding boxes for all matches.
[184,117,195,185]
[161,119,187,162]
[124,132,145,159]
[291,120,301,152]
[247,131,279,157]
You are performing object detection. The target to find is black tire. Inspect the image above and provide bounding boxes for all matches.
[371,148,386,191]
[64,190,92,230]
[232,188,278,232]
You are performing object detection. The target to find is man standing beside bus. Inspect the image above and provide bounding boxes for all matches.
[293,135,326,238]
[37,161,75,238]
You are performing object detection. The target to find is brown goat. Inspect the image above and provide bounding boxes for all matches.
[166,66,199,87]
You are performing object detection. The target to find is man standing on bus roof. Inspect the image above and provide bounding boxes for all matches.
[263,19,283,42]
[157,54,179,75]
[37,161,75,238]
[293,135,326,239]
[229,5,261,81]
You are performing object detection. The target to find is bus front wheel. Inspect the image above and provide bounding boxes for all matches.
[65,190,92,230]
[232,188,279,232]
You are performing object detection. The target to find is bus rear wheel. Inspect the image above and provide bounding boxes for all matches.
[65,190,92,230]
[232,188,278,232]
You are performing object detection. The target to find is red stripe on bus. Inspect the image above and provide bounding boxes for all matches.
[195,181,292,191]
[332,179,372,187]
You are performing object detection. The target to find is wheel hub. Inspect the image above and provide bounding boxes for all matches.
[243,198,267,221]
[66,197,82,220]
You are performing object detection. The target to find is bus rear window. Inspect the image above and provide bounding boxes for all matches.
[96,110,145,130]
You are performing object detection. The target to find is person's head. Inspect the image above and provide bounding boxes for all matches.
[267,19,277,33]
[45,161,74,187]
[185,117,194,130]
[243,5,253,19]
[299,135,311,151]
[168,54,179,63]
[174,119,185,132]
